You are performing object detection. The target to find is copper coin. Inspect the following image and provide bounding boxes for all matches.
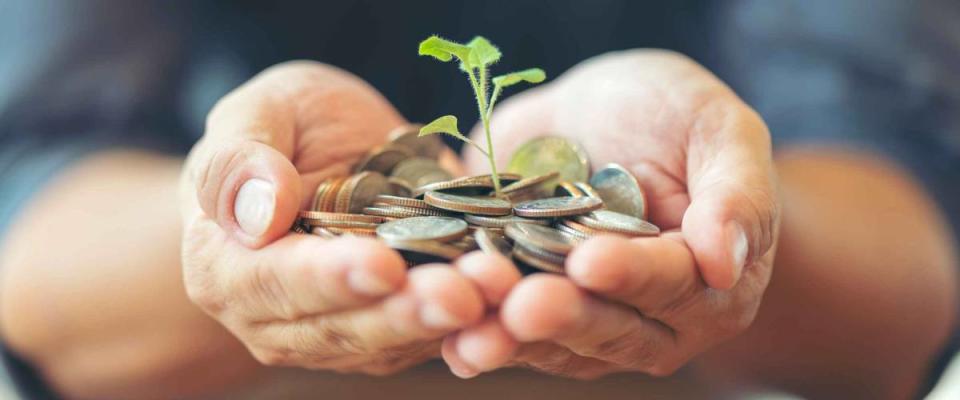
[376,216,468,243]
[513,196,603,218]
[337,172,390,214]
[354,144,414,174]
[512,245,565,274]
[298,211,383,224]
[388,123,447,159]
[463,214,550,228]
[384,239,464,264]
[391,157,454,188]
[424,191,512,216]
[505,223,577,255]
[576,210,660,236]
[373,195,432,210]
[475,228,513,257]
[589,163,648,220]
[386,177,413,197]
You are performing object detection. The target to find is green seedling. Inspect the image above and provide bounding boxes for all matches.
[417,35,546,196]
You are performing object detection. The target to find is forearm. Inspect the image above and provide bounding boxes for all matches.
[0,150,263,399]
[699,148,959,399]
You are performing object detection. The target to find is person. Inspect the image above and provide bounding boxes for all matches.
[0,1,957,399]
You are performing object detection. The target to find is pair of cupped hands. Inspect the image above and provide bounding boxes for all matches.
[179,50,779,379]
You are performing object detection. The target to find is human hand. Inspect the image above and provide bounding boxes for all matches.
[443,49,779,378]
[179,61,484,374]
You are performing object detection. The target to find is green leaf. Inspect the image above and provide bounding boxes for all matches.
[418,35,472,64]
[466,36,501,66]
[492,68,546,88]
[419,115,470,142]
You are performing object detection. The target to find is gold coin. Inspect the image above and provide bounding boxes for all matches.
[376,216,468,243]
[507,136,590,191]
[513,196,603,218]
[505,223,577,255]
[589,163,648,220]
[424,191,512,216]
[576,210,660,237]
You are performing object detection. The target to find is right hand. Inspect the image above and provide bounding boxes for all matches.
[179,61,484,374]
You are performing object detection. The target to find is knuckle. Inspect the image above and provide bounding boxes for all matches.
[309,319,367,356]
[248,262,299,320]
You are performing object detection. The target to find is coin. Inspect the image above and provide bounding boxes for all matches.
[513,196,603,218]
[576,210,660,236]
[573,182,602,199]
[559,219,599,238]
[325,227,378,237]
[391,157,453,188]
[424,191,512,216]
[512,244,565,274]
[505,223,577,255]
[337,171,390,214]
[475,228,513,256]
[554,181,585,197]
[310,226,337,238]
[373,194,432,209]
[354,144,413,174]
[500,172,559,196]
[556,223,590,241]
[291,224,306,234]
[463,214,550,228]
[507,136,590,191]
[386,177,413,197]
[376,216,468,243]
[363,205,452,219]
[298,211,384,224]
[589,163,648,220]
[450,234,479,252]
[412,173,522,198]
[387,123,447,159]
[384,239,465,264]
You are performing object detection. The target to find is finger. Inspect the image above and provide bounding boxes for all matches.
[199,235,407,321]
[442,315,518,378]
[500,275,676,373]
[683,104,778,289]
[565,234,702,316]
[454,251,522,306]
[511,342,616,380]
[184,61,404,248]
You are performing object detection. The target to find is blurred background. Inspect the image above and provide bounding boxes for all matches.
[1,0,959,398]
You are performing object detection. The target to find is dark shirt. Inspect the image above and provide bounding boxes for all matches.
[1,0,958,398]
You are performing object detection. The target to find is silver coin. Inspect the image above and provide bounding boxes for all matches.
[504,223,577,255]
[475,228,513,256]
[512,244,565,274]
[384,239,464,264]
[464,214,550,228]
[424,191,512,216]
[577,210,660,236]
[513,196,603,218]
[376,216,467,243]
[589,163,648,220]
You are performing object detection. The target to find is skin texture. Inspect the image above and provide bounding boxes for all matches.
[0,53,955,399]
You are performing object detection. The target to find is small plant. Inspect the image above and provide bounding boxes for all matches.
[417,35,546,196]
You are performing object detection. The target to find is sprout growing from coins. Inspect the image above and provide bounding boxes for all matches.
[417,35,546,196]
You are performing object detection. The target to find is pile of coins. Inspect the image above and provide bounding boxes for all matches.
[292,125,661,274]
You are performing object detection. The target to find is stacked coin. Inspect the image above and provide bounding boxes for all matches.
[291,127,662,274]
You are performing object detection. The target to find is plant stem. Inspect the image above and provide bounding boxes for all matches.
[467,68,502,195]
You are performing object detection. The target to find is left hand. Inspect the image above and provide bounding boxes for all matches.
[440,49,780,378]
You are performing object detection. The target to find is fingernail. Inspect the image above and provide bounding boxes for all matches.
[421,303,462,330]
[348,268,395,296]
[449,363,479,379]
[728,222,748,284]
[235,178,275,237]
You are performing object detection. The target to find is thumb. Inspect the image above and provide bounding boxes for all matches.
[682,108,779,290]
